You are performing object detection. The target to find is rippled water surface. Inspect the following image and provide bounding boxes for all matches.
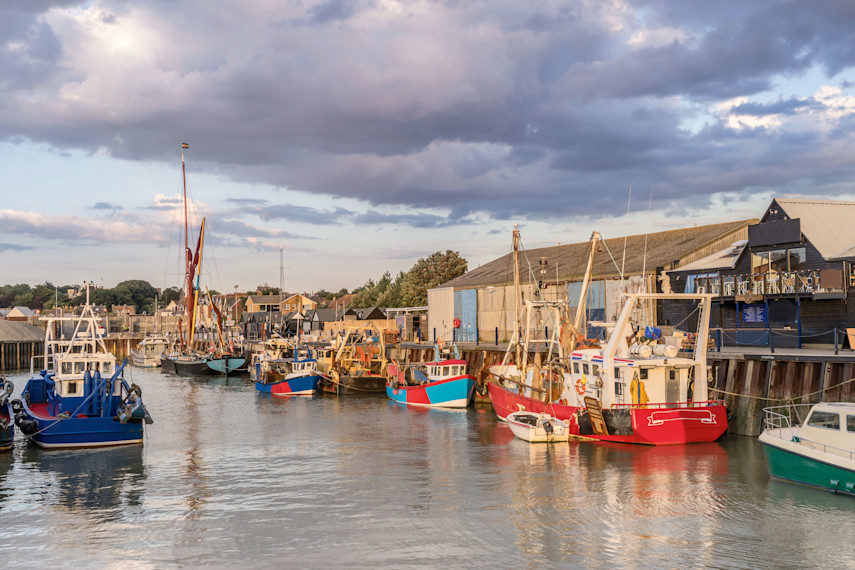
[0,368,852,568]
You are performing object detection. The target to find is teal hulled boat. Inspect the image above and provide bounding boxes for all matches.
[759,402,855,496]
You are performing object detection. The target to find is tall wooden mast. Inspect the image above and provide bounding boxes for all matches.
[182,143,194,348]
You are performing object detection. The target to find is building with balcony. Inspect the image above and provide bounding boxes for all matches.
[665,198,855,348]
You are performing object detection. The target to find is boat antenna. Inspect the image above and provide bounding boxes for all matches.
[620,186,631,294]
[641,190,652,293]
[512,224,522,367]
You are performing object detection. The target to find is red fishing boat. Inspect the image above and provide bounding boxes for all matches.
[486,227,727,445]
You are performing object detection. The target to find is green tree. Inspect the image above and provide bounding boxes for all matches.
[400,250,468,306]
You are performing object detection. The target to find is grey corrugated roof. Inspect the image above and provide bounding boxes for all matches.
[0,320,44,342]
[774,199,855,259]
[441,220,755,289]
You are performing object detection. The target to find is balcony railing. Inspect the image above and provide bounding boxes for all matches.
[694,269,844,297]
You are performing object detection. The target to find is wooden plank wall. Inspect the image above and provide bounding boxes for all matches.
[709,356,855,435]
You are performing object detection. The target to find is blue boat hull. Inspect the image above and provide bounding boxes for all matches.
[255,374,322,396]
[386,376,475,408]
[24,413,144,449]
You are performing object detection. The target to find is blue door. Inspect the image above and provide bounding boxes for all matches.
[453,289,477,342]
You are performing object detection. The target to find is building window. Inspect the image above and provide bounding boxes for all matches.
[788,247,807,271]
[769,249,788,273]
[752,247,806,274]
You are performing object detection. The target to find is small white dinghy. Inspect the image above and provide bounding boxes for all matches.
[506,411,570,443]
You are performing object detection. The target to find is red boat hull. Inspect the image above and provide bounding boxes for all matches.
[487,382,727,445]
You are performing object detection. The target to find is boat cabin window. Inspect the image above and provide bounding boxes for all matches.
[669,370,676,380]
[639,369,648,380]
[614,368,620,379]
[807,410,840,430]
[591,365,599,376]
[615,382,623,396]
[847,415,855,433]
[62,362,72,375]
[573,363,580,374]
[582,364,590,375]
[74,362,85,374]
[67,382,78,395]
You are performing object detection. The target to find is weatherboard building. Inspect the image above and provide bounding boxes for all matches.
[427,219,756,344]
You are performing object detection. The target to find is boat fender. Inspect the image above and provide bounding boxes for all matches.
[130,383,142,397]
[10,399,23,414]
[16,416,38,435]
[476,382,488,398]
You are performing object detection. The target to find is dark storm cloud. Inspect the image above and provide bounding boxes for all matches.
[3,0,855,223]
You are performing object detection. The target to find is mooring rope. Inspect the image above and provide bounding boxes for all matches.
[709,376,855,402]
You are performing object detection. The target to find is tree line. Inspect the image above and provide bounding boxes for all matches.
[1,249,468,315]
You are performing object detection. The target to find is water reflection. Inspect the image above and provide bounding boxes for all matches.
[0,369,851,567]
[20,445,145,516]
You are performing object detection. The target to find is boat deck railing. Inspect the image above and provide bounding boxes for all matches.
[611,400,725,409]
[763,403,855,461]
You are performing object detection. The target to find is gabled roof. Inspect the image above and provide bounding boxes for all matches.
[773,198,855,259]
[329,294,355,310]
[0,320,44,341]
[359,307,387,319]
[441,220,755,289]
[9,306,36,317]
[313,308,337,321]
[672,240,748,272]
[247,294,287,305]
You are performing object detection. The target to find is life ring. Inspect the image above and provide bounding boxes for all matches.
[575,378,586,398]
[453,318,461,328]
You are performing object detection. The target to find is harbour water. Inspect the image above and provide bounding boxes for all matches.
[0,368,852,568]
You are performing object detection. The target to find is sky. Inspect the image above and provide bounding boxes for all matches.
[3,0,855,295]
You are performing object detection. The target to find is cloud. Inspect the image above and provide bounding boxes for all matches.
[2,0,855,225]
[91,201,123,210]
[0,242,33,252]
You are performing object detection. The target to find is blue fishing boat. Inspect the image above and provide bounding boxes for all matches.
[0,376,13,451]
[386,344,476,408]
[12,289,153,449]
[252,341,322,396]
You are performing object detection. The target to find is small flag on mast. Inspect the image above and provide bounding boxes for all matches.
[181,142,189,149]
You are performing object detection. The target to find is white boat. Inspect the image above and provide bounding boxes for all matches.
[506,411,570,443]
[759,402,855,495]
[131,334,171,367]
